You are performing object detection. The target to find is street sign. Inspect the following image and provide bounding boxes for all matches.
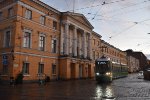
[3,59,8,65]
[2,54,8,65]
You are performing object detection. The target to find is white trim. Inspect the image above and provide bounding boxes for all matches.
[18,1,58,21]
[39,33,46,51]
[23,28,32,48]
[32,0,60,14]
[62,20,92,34]
[15,52,58,59]
[17,15,60,32]
[0,2,16,12]
[51,38,57,54]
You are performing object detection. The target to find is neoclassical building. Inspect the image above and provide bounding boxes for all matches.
[59,12,95,79]
[0,0,128,82]
[0,0,95,82]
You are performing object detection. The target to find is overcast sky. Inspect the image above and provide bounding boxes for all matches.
[42,0,150,55]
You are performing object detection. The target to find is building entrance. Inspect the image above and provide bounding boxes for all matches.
[79,64,83,78]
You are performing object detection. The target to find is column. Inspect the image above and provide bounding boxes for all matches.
[73,26,77,57]
[60,23,64,54]
[64,23,69,55]
[83,31,87,58]
[79,33,82,57]
[89,33,92,59]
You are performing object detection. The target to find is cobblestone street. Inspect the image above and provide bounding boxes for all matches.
[0,73,150,100]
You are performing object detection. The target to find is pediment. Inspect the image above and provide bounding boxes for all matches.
[64,12,94,29]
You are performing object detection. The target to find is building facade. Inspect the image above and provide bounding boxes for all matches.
[0,0,128,82]
[126,49,148,71]
[101,40,127,65]
[127,56,139,73]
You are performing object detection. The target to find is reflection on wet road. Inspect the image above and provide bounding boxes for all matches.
[0,74,150,100]
[95,83,115,99]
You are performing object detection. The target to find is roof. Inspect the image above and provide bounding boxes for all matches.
[62,11,94,29]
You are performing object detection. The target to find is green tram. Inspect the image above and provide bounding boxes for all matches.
[95,56,128,82]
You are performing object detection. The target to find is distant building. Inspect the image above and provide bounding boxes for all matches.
[101,40,127,66]
[127,56,139,73]
[125,49,148,70]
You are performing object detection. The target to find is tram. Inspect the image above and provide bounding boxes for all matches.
[95,56,128,82]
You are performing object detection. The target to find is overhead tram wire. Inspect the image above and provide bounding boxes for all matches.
[91,0,106,20]
[90,4,150,23]
[86,0,150,19]
[65,0,70,11]
[110,4,150,18]
[66,0,127,12]
[109,23,137,40]
[69,0,150,19]
[85,0,96,16]
[108,18,150,40]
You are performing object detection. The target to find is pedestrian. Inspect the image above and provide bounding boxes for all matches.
[10,77,15,86]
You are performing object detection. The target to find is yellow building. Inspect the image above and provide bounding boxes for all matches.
[0,0,60,81]
[0,0,128,82]
[0,0,96,82]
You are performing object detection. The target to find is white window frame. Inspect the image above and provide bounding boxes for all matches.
[23,29,32,48]
[39,33,46,51]
[53,21,57,30]
[52,64,56,75]
[38,63,44,74]
[51,39,57,53]
[8,7,14,17]
[22,62,29,75]
[25,9,32,19]
[40,15,45,25]
[3,30,11,48]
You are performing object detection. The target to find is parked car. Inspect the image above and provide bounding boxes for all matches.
[137,71,144,79]
[143,68,150,80]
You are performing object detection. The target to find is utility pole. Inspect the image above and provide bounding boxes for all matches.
[73,0,75,13]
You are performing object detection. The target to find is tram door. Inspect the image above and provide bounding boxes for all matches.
[79,65,83,78]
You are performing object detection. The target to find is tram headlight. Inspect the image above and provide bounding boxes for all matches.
[106,72,111,76]
[96,73,100,76]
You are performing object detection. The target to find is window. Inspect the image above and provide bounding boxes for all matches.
[40,16,45,25]
[0,12,2,20]
[52,64,56,74]
[22,62,29,75]
[25,9,32,19]
[51,39,57,53]
[93,39,95,45]
[93,51,95,60]
[4,31,11,48]
[3,65,8,74]
[8,8,14,17]
[53,21,57,30]
[38,63,44,74]
[23,32,31,48]
[39,35,45,51]
[0,0,4,3]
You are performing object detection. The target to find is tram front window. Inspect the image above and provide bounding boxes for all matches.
[99,62,110,74]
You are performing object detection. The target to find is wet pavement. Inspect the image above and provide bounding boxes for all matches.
[0,73,150,100]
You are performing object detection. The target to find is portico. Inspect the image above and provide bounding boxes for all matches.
[59,12,94,80]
